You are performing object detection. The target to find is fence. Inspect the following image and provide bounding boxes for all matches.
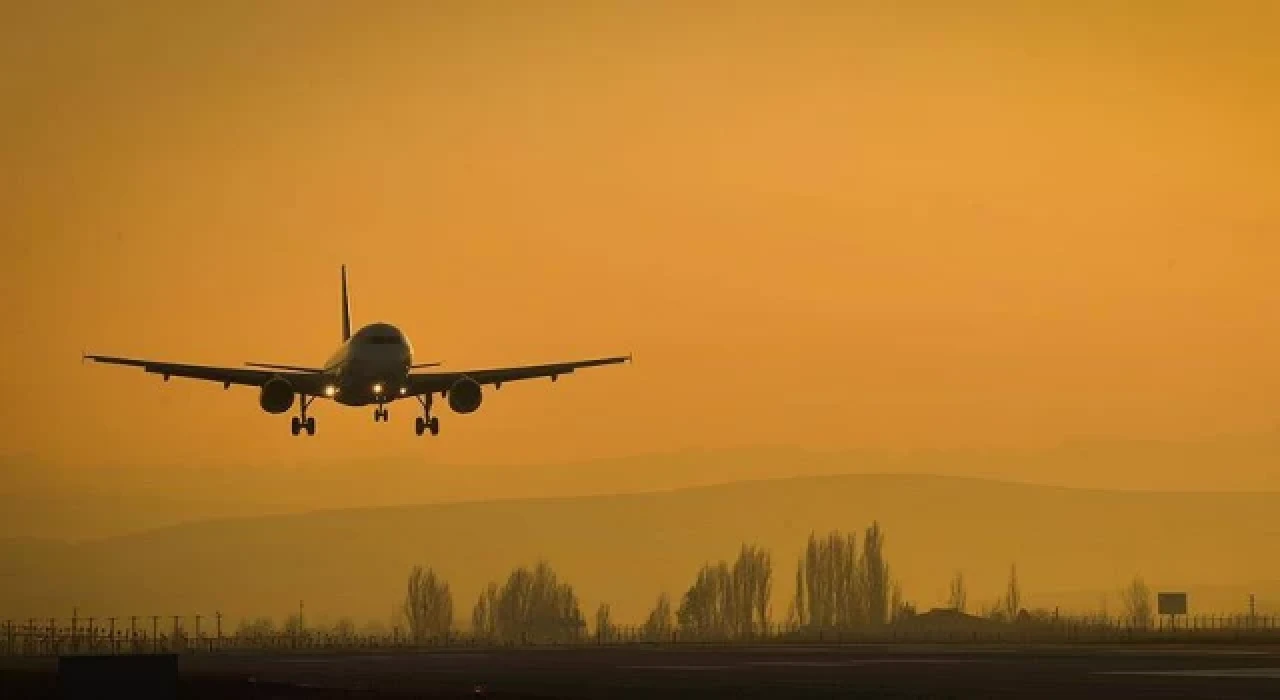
[4,614,1280,657]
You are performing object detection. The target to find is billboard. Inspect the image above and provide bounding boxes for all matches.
[1157,592,1187,616]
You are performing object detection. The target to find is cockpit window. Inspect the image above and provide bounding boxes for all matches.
[368,335,401,345]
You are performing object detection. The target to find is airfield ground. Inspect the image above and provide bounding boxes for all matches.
[4,643,1280,698]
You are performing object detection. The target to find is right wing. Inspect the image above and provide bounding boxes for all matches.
[405,355,631,395]
[85,353,330,394]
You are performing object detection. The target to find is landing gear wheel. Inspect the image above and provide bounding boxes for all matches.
[374,407,388,422]
[293,394,316,436]
[414,393,438,437]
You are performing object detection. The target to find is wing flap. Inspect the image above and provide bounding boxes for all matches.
[245,362,323,373]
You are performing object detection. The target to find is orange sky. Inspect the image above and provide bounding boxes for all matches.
[3,1,1278,476]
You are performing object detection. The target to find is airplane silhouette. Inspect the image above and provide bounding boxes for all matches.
[85,266,631,436]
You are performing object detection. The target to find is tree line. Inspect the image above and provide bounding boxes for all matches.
[233,520,1159,639]
[394,519,1159,641]
[395,520,915,642]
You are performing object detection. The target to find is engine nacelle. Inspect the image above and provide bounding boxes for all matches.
[447,376,483,414]
[259,376,295,414]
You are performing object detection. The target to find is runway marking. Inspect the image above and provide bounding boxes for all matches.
[1098,668,1280,679]
[618,665,733,671]
[621,659,990,671]
[1099,649,1273,656]
[270,653,491,663]
[747,659,988,667]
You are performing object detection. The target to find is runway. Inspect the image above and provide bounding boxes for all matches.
[5,644,1280,698]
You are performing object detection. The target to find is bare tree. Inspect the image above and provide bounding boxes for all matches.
[861,522,891,625]
[793,530,861,629]
[791,559,806,628]
[791,525,901,630]
[731,544,772,638]
[948,571,968,612]
[676,544,774,640]
[1119,575,1153,629]
[478,560,585,644]
[677,561,732,639]
[404,565,454,642]
[1003,564,1021,621]
[595,603,614,643]
[471,582,499,638]
[643,593,673,640]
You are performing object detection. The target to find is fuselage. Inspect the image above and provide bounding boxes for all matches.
[321,322,414,406]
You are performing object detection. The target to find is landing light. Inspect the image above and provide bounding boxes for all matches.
[372,382,384,394]
[399,387,407,395]
[323,385,336,397]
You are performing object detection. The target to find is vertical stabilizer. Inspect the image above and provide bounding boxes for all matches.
[340,265,352,341]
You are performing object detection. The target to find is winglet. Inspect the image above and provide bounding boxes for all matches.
[340,265,352,342]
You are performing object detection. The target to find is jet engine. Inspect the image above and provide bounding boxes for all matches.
[259,376,295,414]
[447,376,483,414]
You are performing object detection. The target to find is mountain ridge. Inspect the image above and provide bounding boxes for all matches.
[6,433,1280,541]
[61,470,1280,547]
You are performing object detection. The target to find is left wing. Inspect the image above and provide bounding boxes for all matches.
[85,353,331,394]
[405,355,631,395]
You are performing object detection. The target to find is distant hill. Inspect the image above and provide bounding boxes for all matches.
[3,473,1278,627]
[5,433,1280,540]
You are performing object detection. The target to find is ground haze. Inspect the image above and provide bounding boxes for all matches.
[3,470,1277,626]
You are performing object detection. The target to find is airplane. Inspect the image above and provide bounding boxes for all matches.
[84,266,631,437]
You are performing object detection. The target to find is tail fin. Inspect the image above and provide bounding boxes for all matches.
[340,265,352,341]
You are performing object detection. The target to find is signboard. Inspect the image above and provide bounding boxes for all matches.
[1157,592,1187,616]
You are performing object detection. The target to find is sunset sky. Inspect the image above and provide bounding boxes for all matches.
[4,1,1278,481]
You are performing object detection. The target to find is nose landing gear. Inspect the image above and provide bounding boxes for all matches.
[373,405,389,422]
[414,394,440,436]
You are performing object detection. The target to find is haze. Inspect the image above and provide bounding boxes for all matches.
[4,2,1279,486]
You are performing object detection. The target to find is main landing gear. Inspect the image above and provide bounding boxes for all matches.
[291,395,316,436]
[414,394,440,437]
